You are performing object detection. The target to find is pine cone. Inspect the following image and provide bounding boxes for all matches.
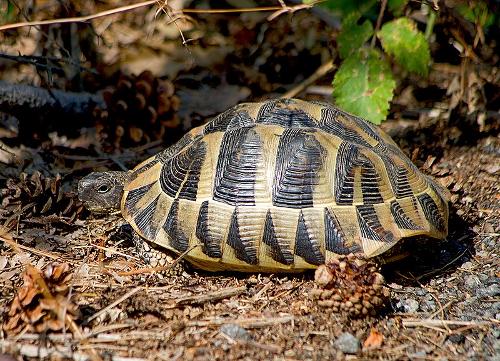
[310,255,390,317]
[3,263,79,335]
[0,172,87,227]
[94,70,181,149]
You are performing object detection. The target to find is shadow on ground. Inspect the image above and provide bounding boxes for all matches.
[382,204,476,286]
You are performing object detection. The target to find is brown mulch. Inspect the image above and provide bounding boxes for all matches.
[0,134,498,360]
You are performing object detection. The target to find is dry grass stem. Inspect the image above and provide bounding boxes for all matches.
[283,60,335,98]
[187,315,294,328]
[0,2,316,32]
[175,285,247,305]
[403,319,492,328]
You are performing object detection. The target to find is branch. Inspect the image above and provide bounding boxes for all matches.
[0,53,97,74]
[371,0,388,47]
[0,80,105,119]
[0,2,304,32]
[283,60,335,98]
[0,0,159,31]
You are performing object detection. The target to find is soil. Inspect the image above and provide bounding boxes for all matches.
[0,2,499,360]
[1,123,498,361]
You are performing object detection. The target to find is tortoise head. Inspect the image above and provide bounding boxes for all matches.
[78,171,131,213]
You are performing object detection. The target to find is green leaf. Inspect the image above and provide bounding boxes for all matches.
[338,15,373,59]
[378,18,431,76]
[332,49,395,124]
[387,0,408,16]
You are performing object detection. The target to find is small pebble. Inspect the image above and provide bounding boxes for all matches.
[483,236,497,249]
[479,274,490,282]
[476,251,489,258]
[484,164,500,174]
[284,350,295,357]
[480,284,500,298]
[397,298,419,313]
[219,324,251,341]
[334,332,360,354]
[464,275,481,290]
[415,289,427,296]
[461,261,474,270]
[247,276,258,285]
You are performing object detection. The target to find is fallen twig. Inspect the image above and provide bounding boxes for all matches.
[175,285,247,305]
[402,319,492,328]
[0,226,21,254]
[267,1,315,21]
[90,243,140,261]
[85,287,143,324]
[0,232,63,260]
[187,315,294,328]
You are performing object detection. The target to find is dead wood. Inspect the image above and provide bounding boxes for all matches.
[0,80,105,120]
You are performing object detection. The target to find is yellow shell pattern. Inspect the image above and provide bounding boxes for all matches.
[121,99,449,272]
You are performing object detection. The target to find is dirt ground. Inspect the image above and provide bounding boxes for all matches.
[2,133,498,361]
[0,2,499,360]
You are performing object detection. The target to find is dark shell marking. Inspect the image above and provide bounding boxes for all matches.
[121,98,449,272]
[213,127,262,206]
[273,128,324,208]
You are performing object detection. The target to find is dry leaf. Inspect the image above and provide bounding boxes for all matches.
[363,328,384,349]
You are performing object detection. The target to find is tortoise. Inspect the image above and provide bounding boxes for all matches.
[78,98,450,274]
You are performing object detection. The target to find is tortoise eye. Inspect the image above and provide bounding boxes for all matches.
[97,184,110,193]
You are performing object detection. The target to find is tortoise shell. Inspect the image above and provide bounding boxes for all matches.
[121,98,449,272]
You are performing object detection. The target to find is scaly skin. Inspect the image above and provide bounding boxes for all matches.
[78,171,129,213]
[78,171,184,275]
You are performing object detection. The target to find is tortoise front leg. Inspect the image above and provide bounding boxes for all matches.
[131,232,185,275]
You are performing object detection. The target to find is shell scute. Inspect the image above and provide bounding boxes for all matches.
[213,127,263,206]
[273,128,325,209]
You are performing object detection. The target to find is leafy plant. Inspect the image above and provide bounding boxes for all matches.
[378,18,430,76]
[305,0,432,124]
[332,48,395,123]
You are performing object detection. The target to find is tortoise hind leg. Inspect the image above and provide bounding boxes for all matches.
[131,232,185,275]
